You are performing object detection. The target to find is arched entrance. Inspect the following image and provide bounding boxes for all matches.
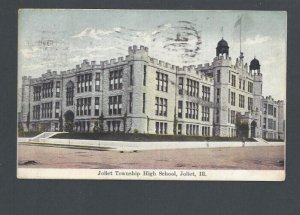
[64,110,74,132]
[250,120,257,138]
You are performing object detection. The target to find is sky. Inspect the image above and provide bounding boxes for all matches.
[18,9,286,101]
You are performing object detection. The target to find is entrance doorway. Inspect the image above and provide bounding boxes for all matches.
[64,110,74,132]
[250,120,257,138]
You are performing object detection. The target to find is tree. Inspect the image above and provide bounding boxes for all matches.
[122,111,127,133]
[26,112,30,130]
[65,121,74,132]
[18,122,24,137]
[235,115,249,138]
[173,112,178,135]
[59,115,63,132]
[99,112,104,133]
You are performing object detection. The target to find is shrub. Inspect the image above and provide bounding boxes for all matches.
[133,129,139,134]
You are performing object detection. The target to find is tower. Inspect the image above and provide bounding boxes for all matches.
[212,38,232,136]
[251,57,263,137]
[216,38,229,58]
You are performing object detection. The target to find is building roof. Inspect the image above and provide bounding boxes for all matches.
[250,58,260,70]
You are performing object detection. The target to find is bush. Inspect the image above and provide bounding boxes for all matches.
[51,132,256,142]
[133,129,139,134]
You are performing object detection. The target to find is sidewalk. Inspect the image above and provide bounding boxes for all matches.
[18,137,285,152]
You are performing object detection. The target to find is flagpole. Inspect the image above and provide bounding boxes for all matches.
[239,17,242,53]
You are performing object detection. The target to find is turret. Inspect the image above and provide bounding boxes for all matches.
[216,38,229,58]
[250,57,261,74]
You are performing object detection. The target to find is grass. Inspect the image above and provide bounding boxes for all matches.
[50,132,256,142]
[18,131,43,138]
[263,138,284,142]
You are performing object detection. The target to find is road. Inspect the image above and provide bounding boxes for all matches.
[18,143,285,170]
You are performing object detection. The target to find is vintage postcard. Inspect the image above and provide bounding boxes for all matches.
[17,9,286,181]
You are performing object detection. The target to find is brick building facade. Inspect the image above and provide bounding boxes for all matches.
[19,39,285,139]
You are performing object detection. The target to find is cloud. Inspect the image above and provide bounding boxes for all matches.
[244,35,271,46]
[19,47,40,59]
[71,27,125,39]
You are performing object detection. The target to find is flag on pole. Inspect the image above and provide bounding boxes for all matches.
[234,16,242,28]
[221,26,224,37]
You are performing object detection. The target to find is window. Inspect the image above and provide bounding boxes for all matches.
[239,95,245,108]
[84,98,88,115]
[201,106,210,122]
[77,76,80,93]
[55,102,60,118]
[155,122,167,134]
[228,108,230,123]
[230,110,236,124]
[216,108,220,123]
[130,65,133,86]
[274,107,277,117]
[263,103,267,114]
[229,71,231,83]
[217,70,220,82]
[156,72,168,92]
[231,92,236,106]
[41,102,52,118]
[107,120,121,132]
[248,81,253,93]
[89,74,93,92]
[108,95,122,115]
[178,124,182,135]
[142,93,146,113]
[202,86,210,101]
[77,74,92,93]
[76,97,92,116]
[155,122,159,134]
[95,73,100,91]
[263,117,267,129]
[186,124,199,136]
[155,97,167,116]
[33,105,40,120]
[202,126,210,136]
[88,98,92,117]
[178,77,183,95]
[231,74,236,87]
[33,86,41,101]
[268,104,274,116]
[66,81,74,106]
[185,102,199,119]
[178,101,183,118]
[42,82,53,98]
[95,97,99,116]
[248,97,253,111]
[55,123,58,131]
[129,92,133,114]
[216,88,220,103]
[268,118,273,129]
[55,81,60,97]
[187,79,199,97]
[228,89,230,104]
[164,123,168,134]
[163,98,168,116]
[243,80,245,90]
[109,70,123,90]
[143,65,147,86]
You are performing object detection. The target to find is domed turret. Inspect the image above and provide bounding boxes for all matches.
[216,38,229,57]
[250,58,260,70]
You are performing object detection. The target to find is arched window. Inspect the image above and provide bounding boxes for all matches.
[66,81,74,106]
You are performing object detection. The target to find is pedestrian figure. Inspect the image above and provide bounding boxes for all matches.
[242,136,246,147]
[206,137,209,148]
